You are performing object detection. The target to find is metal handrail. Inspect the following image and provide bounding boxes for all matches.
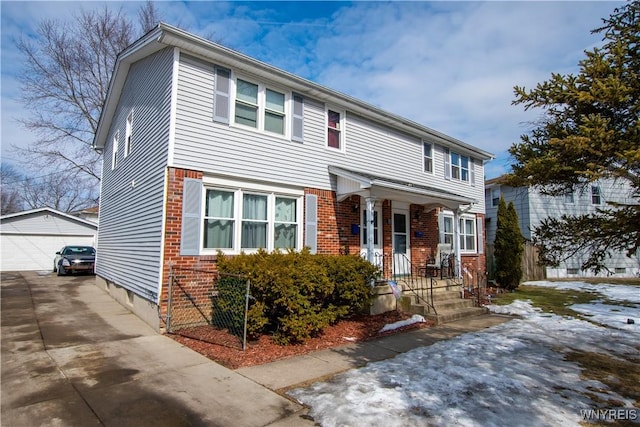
[373,252,437,315]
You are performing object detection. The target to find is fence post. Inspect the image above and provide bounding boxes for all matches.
[166,264,174,333]
[243,278,250,351]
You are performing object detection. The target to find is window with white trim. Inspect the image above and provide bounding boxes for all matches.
[124,111,133,157]
[451,151,470,181]
[423,141,433,173]
[233,77,288,136]
[442,216,454,245]
[326,108,344,150]
[203,187,300,253]
[491,188,500,207]
[459,217,476,252]
[111,131,119,170]
[563,190,574,204]
[591,185,601,205]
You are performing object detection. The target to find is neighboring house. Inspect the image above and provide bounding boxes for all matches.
[485,176,639,278]
[93,23,494,331]
[70,206,100,224]
[0,208,98,271]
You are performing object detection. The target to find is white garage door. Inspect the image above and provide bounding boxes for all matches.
[0,234,95,271]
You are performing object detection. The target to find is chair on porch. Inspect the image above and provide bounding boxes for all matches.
[420,243,452,278]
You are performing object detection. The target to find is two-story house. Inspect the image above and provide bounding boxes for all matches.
[485,176,639,279]
[93,23,493,331]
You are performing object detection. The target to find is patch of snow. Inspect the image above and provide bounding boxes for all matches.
[289,282,639,427]
[523,280,640,305]
[379,314,425,333]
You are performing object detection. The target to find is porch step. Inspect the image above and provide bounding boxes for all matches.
[426,306,489,325]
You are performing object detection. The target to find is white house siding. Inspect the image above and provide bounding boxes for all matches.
[172,53,485,214]
[96,47,174,302]
[485,178,638,277]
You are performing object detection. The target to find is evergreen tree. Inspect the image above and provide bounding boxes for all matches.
[507,1,639,273]
[494,197,524,291]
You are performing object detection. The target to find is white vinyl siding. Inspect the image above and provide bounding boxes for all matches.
[96,47,173,302]
[173,55,486,215]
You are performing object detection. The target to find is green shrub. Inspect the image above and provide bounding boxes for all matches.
[217,249,378,344]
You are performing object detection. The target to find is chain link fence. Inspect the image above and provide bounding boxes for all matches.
[166,265,250,350]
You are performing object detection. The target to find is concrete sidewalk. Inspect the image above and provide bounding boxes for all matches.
[1,271,513,427]
[238,314,513,393]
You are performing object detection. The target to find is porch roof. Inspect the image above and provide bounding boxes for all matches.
[329,166,477,210]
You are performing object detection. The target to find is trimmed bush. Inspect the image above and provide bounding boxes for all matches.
[217,249,378,344]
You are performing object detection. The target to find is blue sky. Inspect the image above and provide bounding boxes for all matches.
[0,1,623,179]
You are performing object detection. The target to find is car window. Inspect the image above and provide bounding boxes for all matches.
[63,247,95,256]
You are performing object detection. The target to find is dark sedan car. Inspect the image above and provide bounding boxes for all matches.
[54,246,96,276]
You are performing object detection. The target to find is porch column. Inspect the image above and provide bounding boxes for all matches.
[453,208,461,277]
[365,197,377,263]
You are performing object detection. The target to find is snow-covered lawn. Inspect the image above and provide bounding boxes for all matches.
[289,281,640,427]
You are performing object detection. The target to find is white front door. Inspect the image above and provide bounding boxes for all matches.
[393,209,410,276]
[360,206,383,267]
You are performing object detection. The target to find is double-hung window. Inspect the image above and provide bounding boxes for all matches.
[124,111,133,157]
[204,190,235,249]
[591,186,601,205]
[203,186,301,253]
[442,216,454,245]
[327,108,344,150]
[274,197,298,249]
[233,77,288,136]
[111,131,119,170]
[423,141,433,173]
[235,79,259,128]
[451,151,469,181]
[459,217,476,252]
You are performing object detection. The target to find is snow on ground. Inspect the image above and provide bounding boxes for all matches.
[289,281,640,427]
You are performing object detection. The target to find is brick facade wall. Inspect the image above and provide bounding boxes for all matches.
[159,167,487,321]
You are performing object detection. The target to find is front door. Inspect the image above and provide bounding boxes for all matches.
[393,209,410,276]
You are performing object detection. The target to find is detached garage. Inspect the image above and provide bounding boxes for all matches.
[0,208,98,272]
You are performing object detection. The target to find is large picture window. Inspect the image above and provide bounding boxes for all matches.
[203,186,301,253]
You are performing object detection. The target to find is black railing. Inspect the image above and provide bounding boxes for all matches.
[373,252,437,315]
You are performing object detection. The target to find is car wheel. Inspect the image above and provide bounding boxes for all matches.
[57,265,66,276]
[53,263,57,273]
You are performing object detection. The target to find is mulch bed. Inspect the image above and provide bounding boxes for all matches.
[169,311,434,370]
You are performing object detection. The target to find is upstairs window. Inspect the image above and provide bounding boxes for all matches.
[451,152,469,181]
[327,109,343,150]
[233,77,288,137]
[491,188,500,207]
[235,79,259,128]
[265,89,285,134]
[445,149,472,183]
[124,111,133,157]
[591,186,601,205]
[111,131,119,170]
[423,141,433,173]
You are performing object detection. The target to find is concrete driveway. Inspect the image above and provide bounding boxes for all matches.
[1,271,302,427]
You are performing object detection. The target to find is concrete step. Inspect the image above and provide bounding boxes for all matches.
[426,306,489,325]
